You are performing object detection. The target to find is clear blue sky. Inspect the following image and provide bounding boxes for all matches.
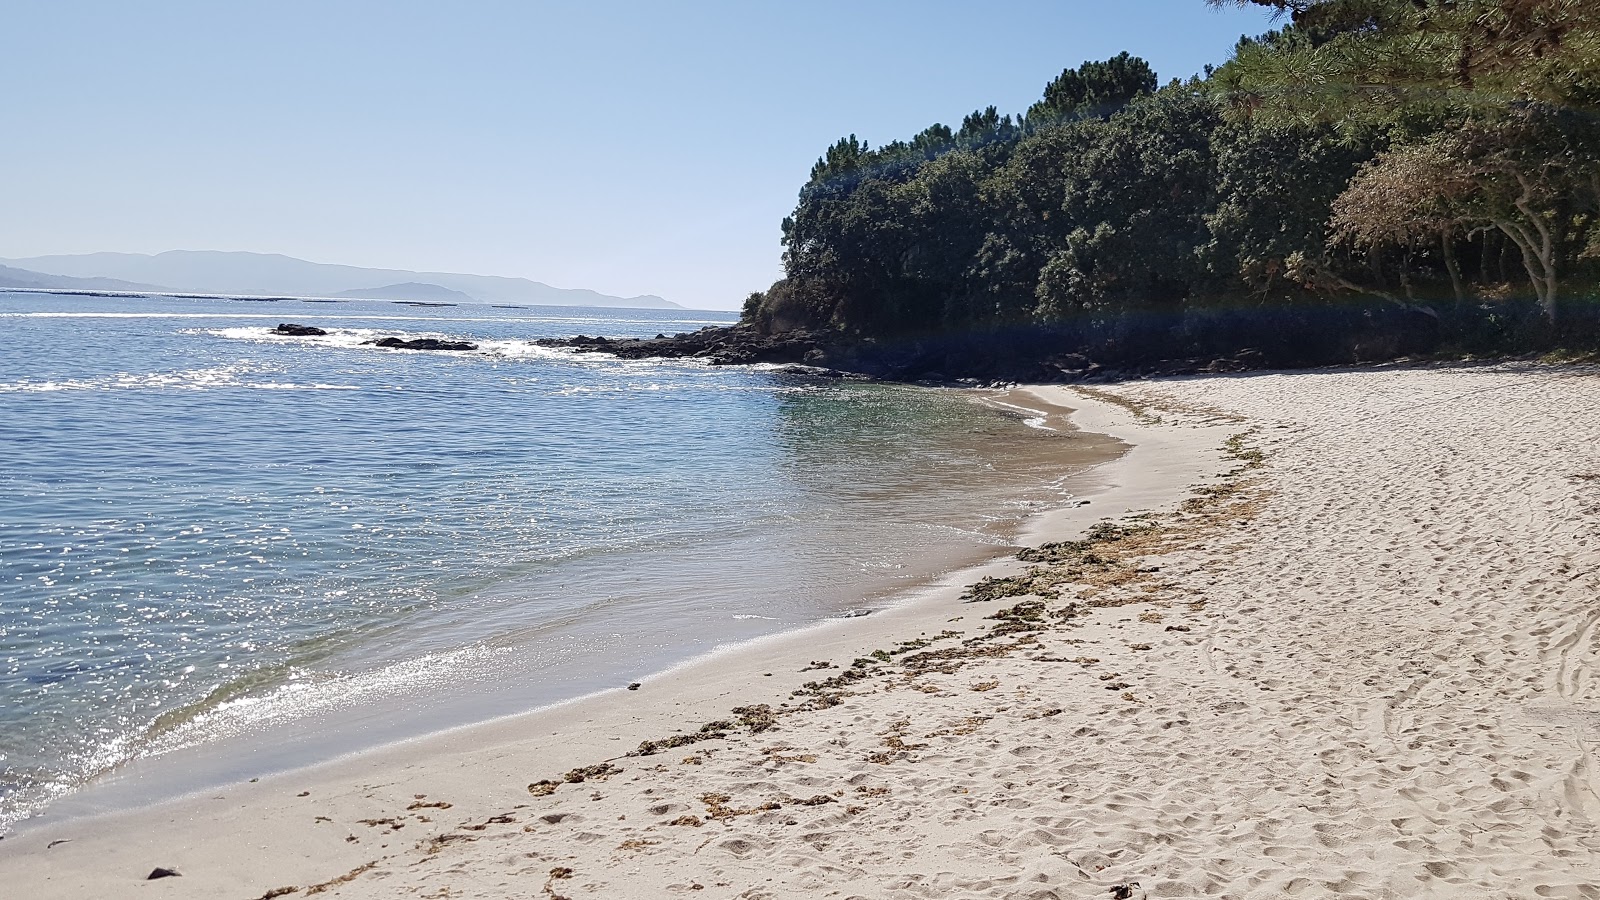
[5,1,1275,309]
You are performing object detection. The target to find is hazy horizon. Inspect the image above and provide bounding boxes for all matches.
[0,249,685,309]
[4,1,1274,310]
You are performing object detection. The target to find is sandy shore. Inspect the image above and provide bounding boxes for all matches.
[6,366,1600,898]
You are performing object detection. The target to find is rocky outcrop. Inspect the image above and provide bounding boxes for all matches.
[363,337,478,351]
[540,326,830,368]
[271,323,328,336]
[537,323,1274,385]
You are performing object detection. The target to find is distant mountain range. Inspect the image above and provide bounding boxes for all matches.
[0,250,681,309]
[0,264,162,293]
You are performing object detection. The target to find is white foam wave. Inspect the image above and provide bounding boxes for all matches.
[201,325,780,375]
[978,397,1060,431]
[138,645,515,758]
[203,325,591,361]
[0,364,358,394]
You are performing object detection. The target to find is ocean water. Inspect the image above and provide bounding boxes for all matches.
[0,291,1115,831]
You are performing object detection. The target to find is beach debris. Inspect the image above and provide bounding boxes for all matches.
[627,682,641,691]
[271,323,327,336]
[762,746,817,765]
[46,839,70,848]
[877,720,928,757]
[256,888,300,899]
[146,867,182,880]
[926,716,990,738]
[529,762,621,795]
[563,762,621,783]
[419,833,475,855]
[700,792,781,821]
[731,704,778,733]
[460,810,515,832]
[302,861,375,894]
[1109,883,1141,899]
[632,719,734,756]
[789,794,836,806]
[405,799,452,810]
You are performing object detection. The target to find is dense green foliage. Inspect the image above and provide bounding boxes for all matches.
[743,1,1600,373]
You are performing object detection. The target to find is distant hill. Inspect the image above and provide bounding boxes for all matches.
[0,264,162,292]
[334,282,475,303]
[0,250,681,309]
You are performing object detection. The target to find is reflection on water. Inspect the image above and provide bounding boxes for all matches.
[0,292,1119,830]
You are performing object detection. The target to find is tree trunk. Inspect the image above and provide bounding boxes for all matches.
[1496,220,1558,322]
[1441,231,1466,307]
[1368,246,1386,289]
[1510,172,1560,323]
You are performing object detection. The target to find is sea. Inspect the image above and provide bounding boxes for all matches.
[0,291,1117,832]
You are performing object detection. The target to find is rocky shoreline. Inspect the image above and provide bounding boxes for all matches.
[268,319,1269,381]
[534,323,1268,384]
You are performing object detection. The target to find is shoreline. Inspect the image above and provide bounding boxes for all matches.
[2,384,1124,836]
[0,386,1234,897]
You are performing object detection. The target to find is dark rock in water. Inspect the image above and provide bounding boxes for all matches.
[535,325,832,370]
[775,365,845,378]
[271,323,328,337]
[147,867,182,880]
[363,337,478,352]
[536,322,1281,384]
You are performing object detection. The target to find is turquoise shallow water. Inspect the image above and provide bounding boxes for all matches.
[0,292,1105,830]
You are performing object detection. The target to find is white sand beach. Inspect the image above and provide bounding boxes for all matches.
[5,365,1600,899]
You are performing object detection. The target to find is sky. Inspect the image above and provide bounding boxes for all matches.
[4,1,1276,310]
